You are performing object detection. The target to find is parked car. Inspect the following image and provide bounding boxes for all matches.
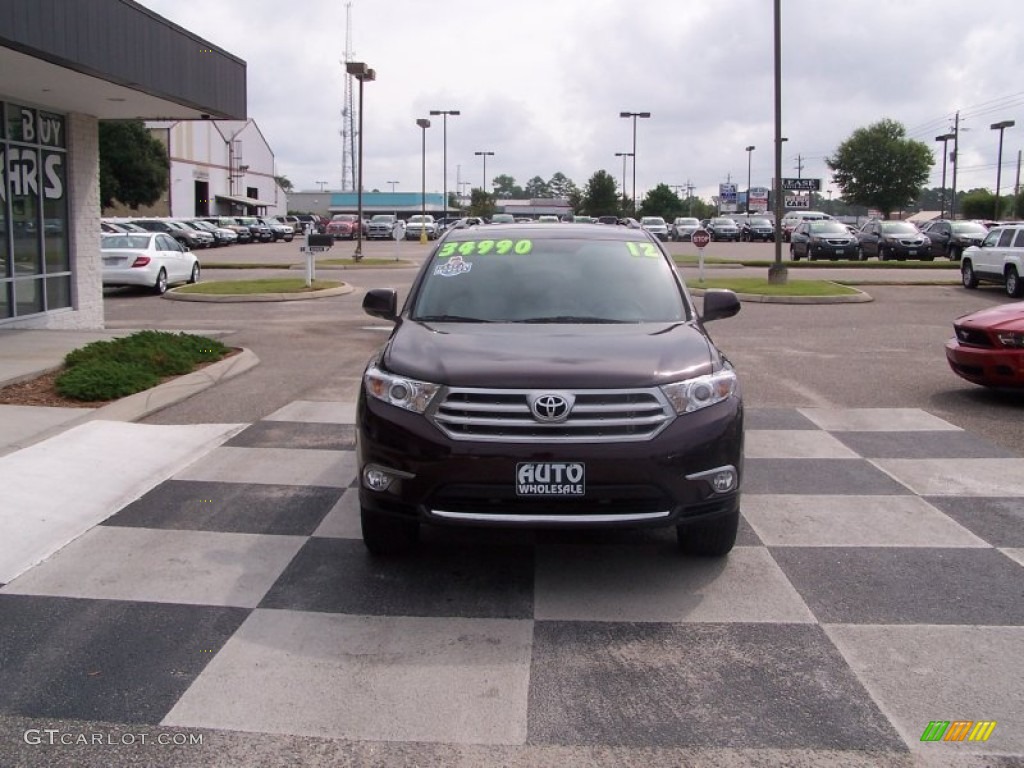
[490,214,516,225]
[101,232,200,294]
[919,219,989,261]
[740,217,775,242]
[706,217,740,242]
[960,223,1024,298]
[293,214,324,234]
[640,216,669,241]
[172,220,215,249]
[669,217,701,242]
[945,301,1024,388]
[780,211,832,242]
[597,215,620,226]
[405,215,439,240]
[367,214,398,240]
[856,220,932,261]
[201,216,253,243]
[357,223,743,557]
[789,220,859,261]
[537,215,561,223]
[234,216,273,243]
[190,218,237,246]
[259,217,294,242]
[326,214,363,240]
[129,219,205,250]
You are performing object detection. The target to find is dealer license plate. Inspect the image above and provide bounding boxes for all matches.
[908,250,917,256]
[516,462,585,496]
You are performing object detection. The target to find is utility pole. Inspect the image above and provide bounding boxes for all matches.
[951,111,960,220]
[794,155,804,179]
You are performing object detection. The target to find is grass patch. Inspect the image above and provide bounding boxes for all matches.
[318,257,409,267]
[673,254,958,269]
[684,277,860,296]
[173,278,343,294]
[200,262,297,270]
[57,331,230,401]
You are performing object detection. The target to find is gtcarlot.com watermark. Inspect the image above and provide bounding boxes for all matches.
[23,728,203,746]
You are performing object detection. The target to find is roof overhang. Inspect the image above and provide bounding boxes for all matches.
[216,194,274,208]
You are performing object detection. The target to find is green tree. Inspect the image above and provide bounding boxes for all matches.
[99,119,169,209]
[959,189,995,220]
[491,174,522,199]
[524,176,550,198]
[548,172,576,199]
[826,119,933,219]
[275,175,294,193]
[469,188,497,218]
[567,186,585,215]
[683,197,715,220]
[640,184,683,220]
[581,170,619,216]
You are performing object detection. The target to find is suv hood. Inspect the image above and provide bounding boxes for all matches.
[382,321,715,388]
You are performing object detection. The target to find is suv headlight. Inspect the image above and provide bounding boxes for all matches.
[661,370,738,414]
[364,364,440,413]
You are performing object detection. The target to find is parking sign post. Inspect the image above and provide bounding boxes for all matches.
[691,229,711,283]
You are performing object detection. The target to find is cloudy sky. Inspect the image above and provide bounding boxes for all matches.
[137,0,1024,204]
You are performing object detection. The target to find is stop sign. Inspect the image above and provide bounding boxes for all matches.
[691,229,711,248]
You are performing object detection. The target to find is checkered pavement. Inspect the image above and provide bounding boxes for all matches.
[1,402,1022,761]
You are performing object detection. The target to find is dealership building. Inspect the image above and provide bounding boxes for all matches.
[0,0,246,329]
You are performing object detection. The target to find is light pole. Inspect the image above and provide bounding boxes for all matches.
[745,145,755,213]
[768,0,787,284]
[615,152,633,212]
[474,150,494,195]
[620,111,650,215]
[990,120,1015,221]
[934,133,955,219]
[387,180,399,193]
[416,118,431,243]
[346,61,375,260]
[315,180,328,192]
[429,109,460,222]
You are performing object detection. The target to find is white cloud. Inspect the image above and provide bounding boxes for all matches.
[138,0,1024,202]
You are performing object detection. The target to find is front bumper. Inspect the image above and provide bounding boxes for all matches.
[945,339,1024,388]
[357,393,744,529]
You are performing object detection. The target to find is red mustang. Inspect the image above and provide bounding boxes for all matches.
[945,301,1024,388]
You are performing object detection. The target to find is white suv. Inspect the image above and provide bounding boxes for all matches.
[404,214,438,241]
[960,223,1024,298]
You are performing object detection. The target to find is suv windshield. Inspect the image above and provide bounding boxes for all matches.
[808,221,850,234]
[371,215,394,222]
[879,222,918,235]
[412,234,689,324]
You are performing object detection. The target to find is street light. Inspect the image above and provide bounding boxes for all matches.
[934,133,955,219]
[416,118,431,243]
[990,120,1015,221]
[315,180,328,192]
[429,109,460,222]
[768,0,787,284]
[745,145,755,213]
[387,180,399,193]
[615,152,633,211]
[346,61,375,260]
[474,150,494,195]
[620,111,651,215]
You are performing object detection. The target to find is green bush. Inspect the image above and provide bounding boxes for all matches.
[56,360,161,401]
[57,331,230,401]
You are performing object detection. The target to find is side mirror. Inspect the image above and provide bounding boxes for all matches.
[701,289,741,322]
[363,288,398,321]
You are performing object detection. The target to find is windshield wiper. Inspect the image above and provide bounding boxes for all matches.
[513,316,622,324]
[415,315,489,323]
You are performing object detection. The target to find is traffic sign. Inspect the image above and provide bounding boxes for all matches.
[691,229,711,248]
[301,245,331,252]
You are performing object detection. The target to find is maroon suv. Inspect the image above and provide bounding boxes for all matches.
[357,224,743,557]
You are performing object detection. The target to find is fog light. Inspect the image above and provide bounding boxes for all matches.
[685,465,738,494]
[363,467,393,491]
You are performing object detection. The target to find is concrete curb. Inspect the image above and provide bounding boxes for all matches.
[163,285,354,302]
[6,348,259,453]
[689,285,873,304]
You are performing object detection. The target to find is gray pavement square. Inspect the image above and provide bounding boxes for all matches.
[771,546,1024,625]
[923,496,1024,547]
[106,480,343,535]
[526,621,906,750]
[223,420,356,450]
[831,430,1020,459]
[743,458,914,495]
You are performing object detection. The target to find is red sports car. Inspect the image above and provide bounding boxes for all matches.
[945,301,1024,388]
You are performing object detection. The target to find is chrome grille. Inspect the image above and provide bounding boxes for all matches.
[430,387,676,443]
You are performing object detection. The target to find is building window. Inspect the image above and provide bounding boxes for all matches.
[0,102,70,322]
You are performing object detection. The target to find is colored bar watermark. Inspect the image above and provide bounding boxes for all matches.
[921,720,997,742]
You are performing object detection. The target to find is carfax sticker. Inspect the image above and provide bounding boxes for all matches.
[433,254,473,277]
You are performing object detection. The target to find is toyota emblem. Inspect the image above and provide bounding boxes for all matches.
[529,392,574,423]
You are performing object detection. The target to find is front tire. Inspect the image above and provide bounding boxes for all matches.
[1006,267,1024,298]
[361,508,420,556]
[188,263,200,284]
[677,506,740,557]
[961,260,979,289]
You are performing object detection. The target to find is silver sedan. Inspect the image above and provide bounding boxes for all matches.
[101,232,200,294]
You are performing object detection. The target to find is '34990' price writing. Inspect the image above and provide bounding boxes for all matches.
[438,240,533,257]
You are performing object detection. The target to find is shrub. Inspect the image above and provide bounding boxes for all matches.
[57,331,230,401]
